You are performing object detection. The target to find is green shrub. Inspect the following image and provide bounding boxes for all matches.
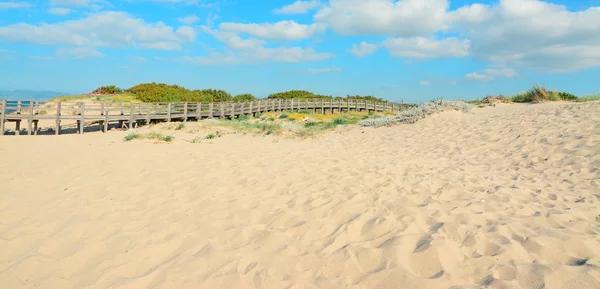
[123,132,140,142]
[237,115,250,122]
[333,117,348,125]
[163,135,174,142]
[304,121,317,127]
[268,117,275,121]
[92,85,123,94]
[233,93,257,102]
[175,123,185,130]
[279,113,288,119]
[268,90,330,99]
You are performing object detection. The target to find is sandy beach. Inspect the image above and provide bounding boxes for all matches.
[0,102,599,288]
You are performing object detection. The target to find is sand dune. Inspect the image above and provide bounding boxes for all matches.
[1,102,599,288]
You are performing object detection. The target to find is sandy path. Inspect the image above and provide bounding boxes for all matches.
[1,102,599,289]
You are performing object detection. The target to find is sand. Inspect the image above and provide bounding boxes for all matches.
[1,102,599,289]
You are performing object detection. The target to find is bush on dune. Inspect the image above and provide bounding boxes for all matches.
[233,93,257,102]
[92,85,123,94]
[510,85,580,103]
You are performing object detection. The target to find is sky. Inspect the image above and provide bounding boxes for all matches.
[0,0,599,102]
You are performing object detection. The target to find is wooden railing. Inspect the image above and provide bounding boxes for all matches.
[0,98,404,136]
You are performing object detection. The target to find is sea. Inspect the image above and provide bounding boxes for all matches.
[4,100,47,114]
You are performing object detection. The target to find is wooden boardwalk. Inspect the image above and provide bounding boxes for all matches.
[0,98,403,136]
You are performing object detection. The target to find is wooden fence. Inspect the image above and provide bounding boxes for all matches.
[0,98,404,136]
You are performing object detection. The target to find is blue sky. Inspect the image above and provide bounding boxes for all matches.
[1,0,599,102]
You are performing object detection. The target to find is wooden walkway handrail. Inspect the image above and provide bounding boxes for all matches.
[0,98,405,136]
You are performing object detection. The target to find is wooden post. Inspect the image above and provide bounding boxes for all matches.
[16,100,22,114]
[330,99,334,114]
[144,103,150,125]
[0,100,5,136]
[290,99,294,112]
[128,103,134,129]
[183,102,188,122]
[220,103,225,119]
[118,102,124,128]
[33,121,38,135]
[167,103,172,122]
[79,102,85,134]
[196,103,202,120]
[103,105,109,132]
[230,102,235,119]
[55,102,61,135]
[27,100,33,135]
[338,99,342,113]
[208,103,214,118]
[15,121,20,135]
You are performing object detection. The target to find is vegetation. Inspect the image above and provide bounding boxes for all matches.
[175,123,185,130]
[268,90,329,99]
[233,93,257,102]
[510,85,581,103]
[123,131,174,142]
[92,85,123,94]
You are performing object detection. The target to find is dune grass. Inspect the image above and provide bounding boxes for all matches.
[123,131,174,143]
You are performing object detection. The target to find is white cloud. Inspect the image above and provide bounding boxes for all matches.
[56,47,104,59]
[182,26,335,65]
[465,72,493,82]
[273,0,320,14]
[483,67,517,78]
[0,1,32,9]
[307,67,341,73]
[48,7,71,15]
[0,11,195,50]
[381,37,470,59]
[218,21,325,41]
[181,47,333,65]
[30,47,104,60]
[50,0,106,7]
[449,0,600,71]
[419,80,431,86]
[314,0,449,36]
[177,14,200,25]
[465,66,518,82]
[132,56,146,62]
[349,41,378,57]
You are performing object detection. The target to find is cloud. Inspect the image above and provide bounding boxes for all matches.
[218,21,325,41]
[465,72,493,82]
[56,47,104,59]
[483,67,517,78]
[0,1,32,9]
[31,47,104,60]
[50,0,107,7]
[349,41,378,57]
[0,11,195,50]
[181,46,333,65]
[273,0,320,14]
[448,0,600,71]
[307,67,341,73]
[466,66,518,82]
[381,37,470,59]
[314,0,449,36]
[177,14,200,25]
[419,80,431,86]
[132,56,146,62]
[48,7,71,15]
[181,26,335,65]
